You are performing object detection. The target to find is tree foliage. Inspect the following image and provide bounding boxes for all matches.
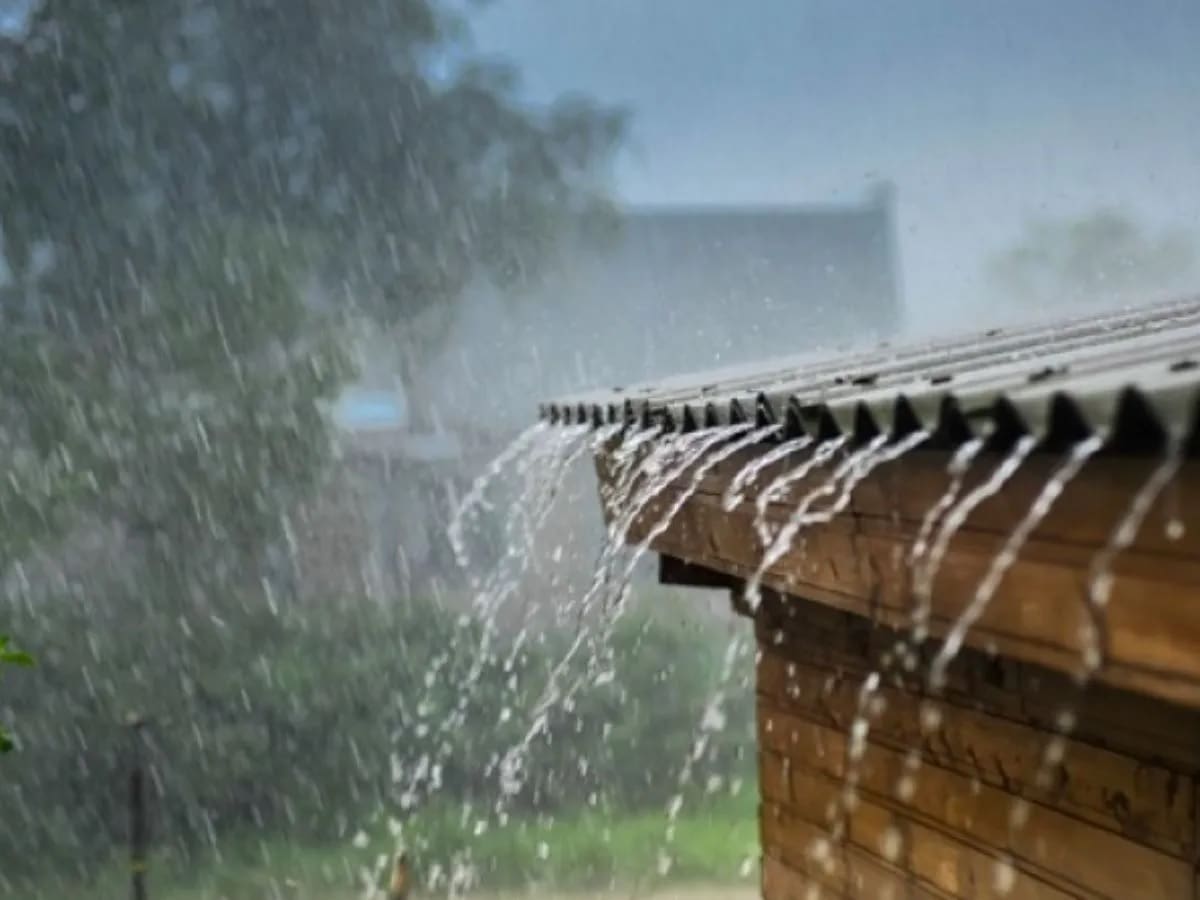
[0,592,749,881]
[0,0,624,800]
[0,0,624,334]
[987,209,1196,307]
[0,634,33,753]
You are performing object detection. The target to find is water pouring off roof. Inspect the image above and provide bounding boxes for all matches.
[535,293,1200,900]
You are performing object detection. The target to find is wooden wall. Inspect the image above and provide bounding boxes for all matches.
[754,590,1200,900]
[609,447,1200,708]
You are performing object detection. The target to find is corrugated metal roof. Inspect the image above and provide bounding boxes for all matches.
[540,296,1200,454]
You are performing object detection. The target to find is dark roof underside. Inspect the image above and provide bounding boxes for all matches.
[540,296,1200,455]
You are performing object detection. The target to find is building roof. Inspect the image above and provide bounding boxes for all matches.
[590,192,903,364]
[541,295,1200,455]
[426,191,903,431]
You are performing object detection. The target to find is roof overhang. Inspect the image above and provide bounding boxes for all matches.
[541,296,1200,455]
[541,297,1200,709]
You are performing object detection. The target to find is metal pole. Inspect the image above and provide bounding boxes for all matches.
[128,715,148,900]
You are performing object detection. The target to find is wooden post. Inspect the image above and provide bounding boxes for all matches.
[127,714,148,900]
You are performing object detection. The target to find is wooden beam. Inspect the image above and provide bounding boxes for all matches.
[658,554,741,591]
[596,446,1200,708]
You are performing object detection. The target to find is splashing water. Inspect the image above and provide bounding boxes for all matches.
[549,424,779,871]
[556,424,771,733]
[452,424,603,722]
[594,427,740,602]
[597,423,665,513]
[722,434,813,511]
[927,435,1103,691]
[659,630,753,872]
[752,436,848,545]
[375,422,599,886]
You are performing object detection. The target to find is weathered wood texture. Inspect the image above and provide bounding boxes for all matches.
[599,445,1200,708]
[754,592,1200,900]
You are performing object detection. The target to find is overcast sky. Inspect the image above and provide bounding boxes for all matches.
[5,0,1198,333]
[470,0,1200,331]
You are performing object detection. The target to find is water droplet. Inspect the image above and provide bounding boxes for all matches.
[993,857,1017,895]
[1008,798,1030,830]
[880,825,903,862]
[656,850,673,876]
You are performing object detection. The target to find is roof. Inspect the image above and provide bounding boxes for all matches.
[541,295,1200,455]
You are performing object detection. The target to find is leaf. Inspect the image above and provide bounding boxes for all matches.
[0,635,33,667]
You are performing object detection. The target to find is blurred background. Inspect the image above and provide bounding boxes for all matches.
[0,0,1197,897]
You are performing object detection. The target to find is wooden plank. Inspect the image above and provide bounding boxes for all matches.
[599,436,1200,707]
[756,646,1196,857]
[628,485,1200,707]
[753,591,1200,775]
[759,708,1195,899]
[762,820,955,900]
[658,554,741,590]
[762,791,1082,900]
[761,798,847,890]
[762,852,827,900]
[1193,783,1200,900]
[697,449,1200,562]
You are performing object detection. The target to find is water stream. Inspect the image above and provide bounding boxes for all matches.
[613,424,779,595]
[910,435,1038,645]
[722,435,813,512]
[793,430,931,538]
[752,436,848,546]
[1022,441,1186,808]
[927,434,1103,691]
[1077,440,1183,680]
[909,438,987,573]
[378,424,595,894]
[448,421,549,569]
[745,435,874,612]
[492,425,751,821]
[406,407,1181,898]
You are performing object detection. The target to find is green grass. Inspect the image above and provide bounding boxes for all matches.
[10,796,759,899]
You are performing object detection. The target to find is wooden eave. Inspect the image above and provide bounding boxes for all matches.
[602,441,1200,709]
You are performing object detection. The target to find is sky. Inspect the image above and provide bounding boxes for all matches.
[4,0,1198,338]
[469,0,1200,332]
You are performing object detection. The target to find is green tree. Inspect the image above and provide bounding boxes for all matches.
[0,0,623,871]
[987,209,1196,307]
